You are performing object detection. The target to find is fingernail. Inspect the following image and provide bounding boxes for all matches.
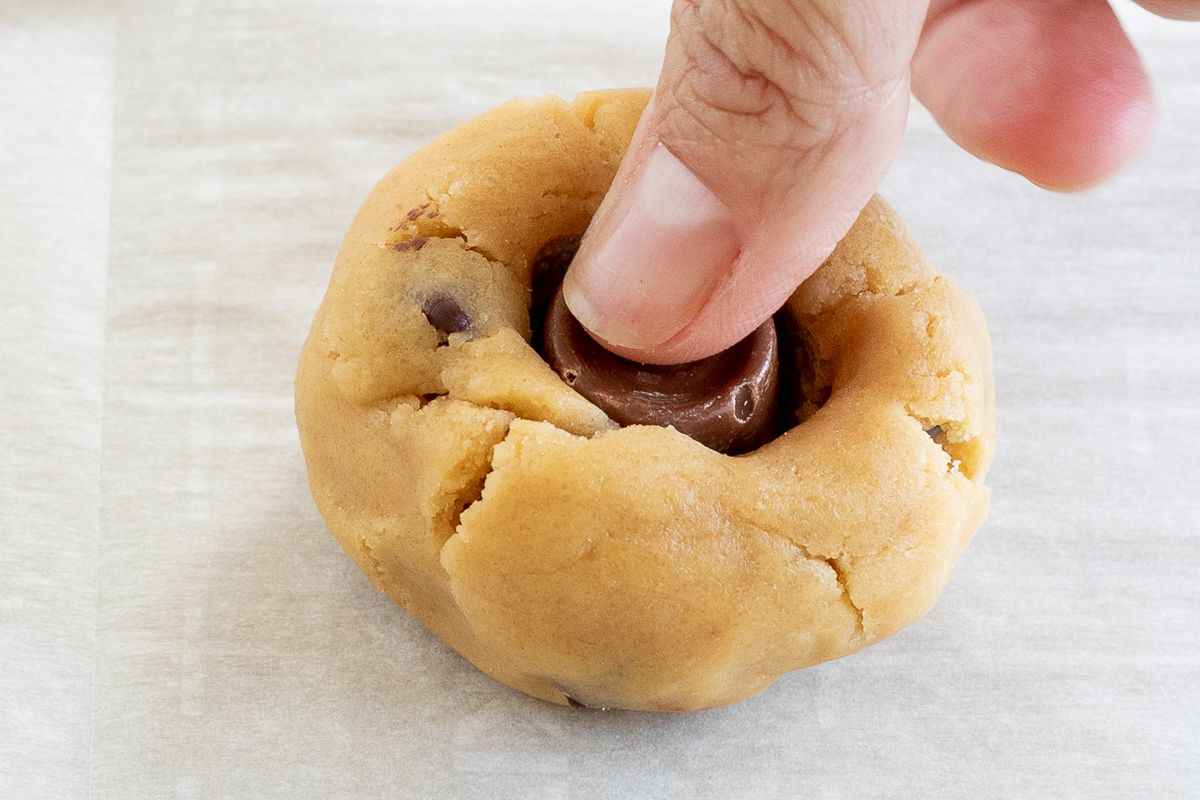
[563,142,739,351]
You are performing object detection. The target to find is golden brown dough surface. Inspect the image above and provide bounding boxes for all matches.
[295,89,995,711]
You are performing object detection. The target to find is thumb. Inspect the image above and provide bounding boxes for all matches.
[564,0,929,364]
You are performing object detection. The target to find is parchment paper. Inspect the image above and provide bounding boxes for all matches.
[3,1,1198,797]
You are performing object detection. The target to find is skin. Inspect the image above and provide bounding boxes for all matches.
[563,0,1199,364]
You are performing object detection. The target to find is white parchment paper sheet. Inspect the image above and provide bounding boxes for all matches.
[2,1,1197,797]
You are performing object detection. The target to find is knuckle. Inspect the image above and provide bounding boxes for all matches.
[660,0,909,154]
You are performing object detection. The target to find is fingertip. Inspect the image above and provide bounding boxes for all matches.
[562,139,742,357]
[1008,65,1154,192]
[620,246,826,366]
[915,0,1155,192]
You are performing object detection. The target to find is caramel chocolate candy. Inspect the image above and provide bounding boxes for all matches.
[542,286,780,454]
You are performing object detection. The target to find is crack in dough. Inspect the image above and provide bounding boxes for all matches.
[439,328,615,438]
[767,530,866,638]
[389,206,505,266]
[357,533,386,581]
[830,557,865,636]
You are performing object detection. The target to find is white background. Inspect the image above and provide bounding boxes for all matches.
[2,1,1197,797]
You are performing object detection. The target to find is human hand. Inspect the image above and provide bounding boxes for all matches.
[563,0,1199,364]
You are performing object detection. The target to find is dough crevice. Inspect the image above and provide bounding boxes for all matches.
[387,211,504,270]
[768,528,867,639]
[830,557,865,636]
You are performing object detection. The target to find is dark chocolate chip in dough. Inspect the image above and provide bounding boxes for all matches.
[542,285,780,454]
[403,203,430,221]
[394,237,429,252]
[926,425,943,439]
[422,293,473,342]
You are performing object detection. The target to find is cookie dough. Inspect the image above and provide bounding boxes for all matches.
[295,88,995,712]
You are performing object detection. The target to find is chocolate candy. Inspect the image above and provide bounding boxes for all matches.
[530,236,581,317]
[542,285,780,454]
[529,236,582,351]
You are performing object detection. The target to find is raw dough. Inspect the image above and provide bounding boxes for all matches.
[295,89,995,712]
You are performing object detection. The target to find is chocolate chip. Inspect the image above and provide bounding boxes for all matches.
[926,425,943,439]
[404,203,430,221]
[542,285,781,454]
[393,237,428,252]
[422,293,472,343]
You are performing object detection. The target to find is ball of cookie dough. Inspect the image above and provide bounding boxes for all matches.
[295,88,995,712]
